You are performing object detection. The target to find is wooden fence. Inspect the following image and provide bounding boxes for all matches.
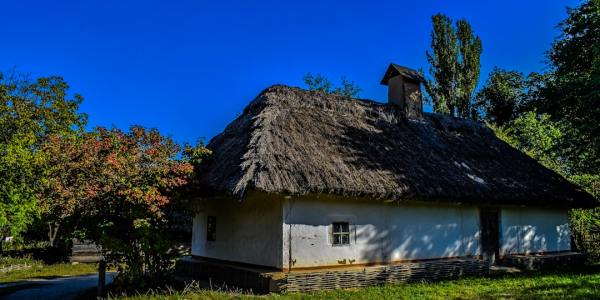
[176,257,490,293]
[281,259,489,292]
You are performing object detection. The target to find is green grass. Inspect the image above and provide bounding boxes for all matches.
[0,256,98,283]
[115,267,600,300]
[0,256,37,269]
[1,241,51,251]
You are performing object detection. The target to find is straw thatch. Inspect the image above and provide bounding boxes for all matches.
[200,85,596,208]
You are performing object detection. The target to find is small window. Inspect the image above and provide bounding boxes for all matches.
[207,216,216,241]
[332,222,350,245]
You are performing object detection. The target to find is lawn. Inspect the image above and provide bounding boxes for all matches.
[115,267,600,300]
[0,256,98,283]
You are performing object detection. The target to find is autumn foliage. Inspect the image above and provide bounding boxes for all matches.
[42,126,203,287]
[44,126,193,214]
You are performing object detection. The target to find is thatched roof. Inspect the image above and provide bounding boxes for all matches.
[200,85,596,208]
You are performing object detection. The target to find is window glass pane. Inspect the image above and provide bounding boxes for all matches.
[341,234,349,245]
[207,216,216,241]
[333,234,341,245]
[342,223,349,233]
[333,223,341,233]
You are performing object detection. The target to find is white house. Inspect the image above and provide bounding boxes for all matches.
[180,64,596,292]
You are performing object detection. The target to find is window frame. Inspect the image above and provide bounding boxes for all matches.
[331,221,351,246]
[206,216,216,242]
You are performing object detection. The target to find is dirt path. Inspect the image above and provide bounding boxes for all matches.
[0,273,115,300]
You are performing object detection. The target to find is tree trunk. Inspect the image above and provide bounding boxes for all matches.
[48,222,60,247]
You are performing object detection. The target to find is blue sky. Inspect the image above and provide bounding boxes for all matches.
[0,0,579,144]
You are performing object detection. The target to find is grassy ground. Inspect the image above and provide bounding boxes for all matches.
[0,256,98,283]
[115,266,600,300]
[0,256,37,269]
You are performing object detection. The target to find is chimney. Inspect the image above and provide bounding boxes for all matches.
[380,63,425,119]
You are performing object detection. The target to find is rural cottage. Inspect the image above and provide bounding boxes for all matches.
[177,64,597,292]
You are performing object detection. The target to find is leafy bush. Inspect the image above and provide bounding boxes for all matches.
[570,208,600,262]
[0,255,38,269]
[42,127,210,291]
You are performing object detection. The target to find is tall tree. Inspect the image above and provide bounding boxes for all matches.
[541,0,600,174]
[425,14,457,115]
[474,68,525,126]
[456,19,483,119]
[426,14,482,118]
[0,73,85,250]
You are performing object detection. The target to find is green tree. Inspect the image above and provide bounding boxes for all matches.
[0,133,41,252]
[334,77,362,98]
[303,73,332,93]
[570,206,600,260]
[425,14,482,118]
[303,73,361,98]
[425,14,457,115]
[0,72,85,251]
[541,0,600,174]
[456,19,483,119]
[519,72,551,113]
[542,0,600,260]
[474,68,525,126]
[491,111,565,174]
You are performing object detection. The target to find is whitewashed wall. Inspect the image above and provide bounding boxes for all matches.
[192,195,573,269]
[500,208,571,255]
[191,197,283,268]
[282,198,481,269]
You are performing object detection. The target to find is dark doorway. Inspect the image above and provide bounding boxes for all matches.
[480,209,500,263]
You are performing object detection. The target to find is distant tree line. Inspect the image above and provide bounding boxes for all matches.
[303,73,361,98]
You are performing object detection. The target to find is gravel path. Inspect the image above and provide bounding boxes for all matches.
[0,272,115,300]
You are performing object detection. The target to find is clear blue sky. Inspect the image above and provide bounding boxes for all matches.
[0,0,579,144]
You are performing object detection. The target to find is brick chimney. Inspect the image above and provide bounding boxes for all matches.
[380,64,425,119]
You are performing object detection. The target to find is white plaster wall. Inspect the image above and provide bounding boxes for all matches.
[500,208,571,255]
[282,198,481,269]
[191,197,283,268]
[191,196,572,269]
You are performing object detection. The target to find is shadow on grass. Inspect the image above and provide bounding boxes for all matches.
[73,286,101,300]
[3,247,70,265]
[486,264,600,280]
[2,274,98,283]
[517,281,600,300]
[419,264,600,300]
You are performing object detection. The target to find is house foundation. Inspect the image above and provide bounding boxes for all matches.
[175,256,491,293]
[498,252,586,271]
